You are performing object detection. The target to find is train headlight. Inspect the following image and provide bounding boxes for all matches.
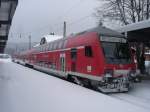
[129,69,136,77]
[104,69,113,78]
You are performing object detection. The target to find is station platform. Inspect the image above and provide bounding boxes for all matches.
[0,61,149,112]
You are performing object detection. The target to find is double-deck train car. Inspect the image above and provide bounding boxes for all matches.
[14,26,139,93]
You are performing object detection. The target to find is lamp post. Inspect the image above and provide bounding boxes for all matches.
[29,35,31,50]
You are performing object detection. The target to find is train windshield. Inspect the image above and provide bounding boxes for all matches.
[101,38,131,64]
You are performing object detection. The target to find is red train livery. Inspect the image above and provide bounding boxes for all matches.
[13,26,139,93]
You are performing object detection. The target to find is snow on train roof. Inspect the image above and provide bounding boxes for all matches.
[35,34,63,46]
[38,26,124,46]
[43,35,63,43]
[116,19,150,33]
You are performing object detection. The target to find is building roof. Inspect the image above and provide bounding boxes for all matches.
[116,20,150,43]
[0,0,18,53]
[117,20,150,33]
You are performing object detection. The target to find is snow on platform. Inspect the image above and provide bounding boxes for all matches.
[110,80,150,110]
[0,61,149,112]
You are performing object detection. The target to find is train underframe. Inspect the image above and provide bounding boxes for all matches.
[67,74,131,93]
[14,60,135,93]
[96,77,130,93]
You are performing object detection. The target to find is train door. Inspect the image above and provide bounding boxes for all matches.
[60,53,66,72]
[71,48,77,72]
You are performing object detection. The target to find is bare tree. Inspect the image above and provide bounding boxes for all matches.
[95,0,150,25]
[95,0,150,73]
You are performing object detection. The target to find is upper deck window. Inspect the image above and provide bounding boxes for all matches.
[48,43,51,51]
[63,40,67,49]
[58,40,63,49]
[53,42,57,50]
[51,43,54,50]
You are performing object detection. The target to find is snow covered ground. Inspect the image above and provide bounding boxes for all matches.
[110,80,150,110]
[0,61,150,112]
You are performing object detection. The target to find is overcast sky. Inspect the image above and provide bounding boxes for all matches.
[8,0,104,43]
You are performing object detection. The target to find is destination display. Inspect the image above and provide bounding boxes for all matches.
[100,36,127,43]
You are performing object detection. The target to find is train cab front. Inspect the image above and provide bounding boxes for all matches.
[98,36,139,93]
[99,66,136,93]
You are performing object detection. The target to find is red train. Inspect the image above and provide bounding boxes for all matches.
[13,26,139,93]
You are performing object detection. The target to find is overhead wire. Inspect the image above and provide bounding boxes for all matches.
[24,0,85,36]
[11,0,93,39]
[53,14,92,33]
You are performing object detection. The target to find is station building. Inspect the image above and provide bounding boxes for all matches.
[0,0,18,53]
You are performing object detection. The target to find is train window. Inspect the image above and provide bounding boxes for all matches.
[51,43,53,50]
[45,45,48,51]
[45,46,47,51]
[85,46,93,57]
[49,44,52,51]
[58,40,63,49]
[40,46,42,52]
[43,45,46,51]
[54,42,57,50]
[51,43,54,50]
[47,44,49,51]
[53,42,57,50]
[42,46,45,52]
[71,48,77,60]
[47,44,50,51]
[62,40,64,49]
[40,47,42,52]
[38,47,41,52]
[36,48,38,52]
[50,43,53,50]
[44,45,46,51]
[63,40,67,49]
[36,47,38,52]
[52,42,55,50]
[42,46,44,52]
[59,40,64,49]
[55,42,59,50]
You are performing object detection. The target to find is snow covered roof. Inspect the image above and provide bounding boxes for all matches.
[33,43,40,47]
[116,19,150,33]
[38,34,63,45]
[43,35,63,43]
[115,20,150,42]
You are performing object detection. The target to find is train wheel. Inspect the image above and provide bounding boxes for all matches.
[72,76,84,87]
[67,75,85,86]
[67,75,75,83]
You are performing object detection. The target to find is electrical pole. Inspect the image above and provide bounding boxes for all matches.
[29,35,31,50]
[63,21,66,38]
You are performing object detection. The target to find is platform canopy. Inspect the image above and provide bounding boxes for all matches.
[116,20,150,46]
[0,0,18,53]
